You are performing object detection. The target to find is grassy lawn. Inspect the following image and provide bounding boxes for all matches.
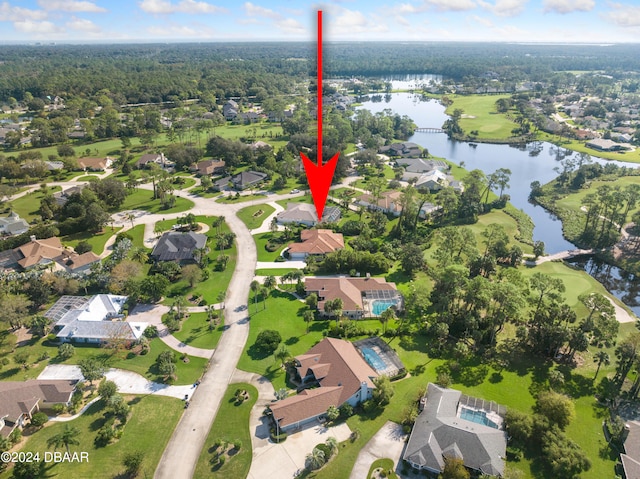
[61,227,122,255]
[172,312,223,350]
[254,232,288,262]
[237,289,330,391]
[237,204,276,230]
[255,268,299,276]
[156,216,237,305]
[0,333,206,386]
[7,186,61,222]
[562,138,640,164]
[0,395,183,479]
[444,94,520,141]
[126,224,147,249]
[175,177,196,189]
[194,382,258,478]
[464,209,534,254]
[367,458,398,479]
[554,175,640,223]
[74,175,100,181]
[216,193,269,204]
[120,189,194,214]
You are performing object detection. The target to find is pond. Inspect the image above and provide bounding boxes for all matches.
[358,93,638,253]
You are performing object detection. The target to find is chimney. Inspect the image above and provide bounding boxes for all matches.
[30,235,36,241]
[360,381,368,401]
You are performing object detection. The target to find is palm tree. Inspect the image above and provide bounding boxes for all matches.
[379,307,396,334]
[206,304,217,331]
[274,388,288,400]
[130,247,148,264]
[250,280,260,313]
[304,310,314,334]
[594,351,610,381]
[263,275,277,291]
[274,344,290,368]
[125,212,136,228]
[47,425,80,454]
[216,290,226,310]
[325,437,338,457]
[306,447,326,470]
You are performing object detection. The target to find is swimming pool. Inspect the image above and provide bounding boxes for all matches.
[371,299,398,315]
[361,347,386,371]
[460,407,499,429]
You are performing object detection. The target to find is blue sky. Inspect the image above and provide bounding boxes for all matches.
[0,0,639,43]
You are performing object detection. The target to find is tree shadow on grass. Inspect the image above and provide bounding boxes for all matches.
[246,344,270,361]
[0,367,20,380]
[285,336,299,346]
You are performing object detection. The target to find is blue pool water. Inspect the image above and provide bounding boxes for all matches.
[371,299,397,315]
[361,347,386,371]
[460,408,499,429]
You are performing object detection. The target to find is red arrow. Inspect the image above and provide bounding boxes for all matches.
[301,10,340,223]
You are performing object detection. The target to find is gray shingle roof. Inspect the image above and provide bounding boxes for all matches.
[404,383,506,476]
[151,231,207,262]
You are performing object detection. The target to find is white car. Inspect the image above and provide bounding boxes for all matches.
[290,189,300,194]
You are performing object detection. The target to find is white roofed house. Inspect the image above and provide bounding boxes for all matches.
[45,294,147,344]
[0,211,29,236]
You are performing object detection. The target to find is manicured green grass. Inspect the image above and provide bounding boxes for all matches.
[61,227,122,255]
[216,193,268,204]
[255,268,299,276]
[74,175,100,181]
[156,216,237,305]
[237,204,276,230]
[175,177,196,189]
[444,94,520,140]
[367,458,398,479]
[120,189,194,214]
[254,232,287,262]
[7,186,61,222]
[555,175,640,223]
[0,334,206,385]
[194,383,258,479]
[126,224,147,249]
[237,290,330,391]
[0,395,184,479]
[562,138,640,164]
[461,209,534,254]
[172,312,223,350]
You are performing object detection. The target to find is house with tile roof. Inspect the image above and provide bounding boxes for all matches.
[150,231,207,263]
[0,380,78,437]
[0,211,29,236]
[357,190,442,219]
[404,383,507,477]
[268,337,378,432]
[276,203,341,227]
[192,159,226,176]
[78,156,112,171]
[231,170,268,190]
[0,236,100,273]
[45,294,147,344]
[305,276,402,319]
[287,229,344,260]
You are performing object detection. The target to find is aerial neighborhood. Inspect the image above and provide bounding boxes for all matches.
[0,36,639,479]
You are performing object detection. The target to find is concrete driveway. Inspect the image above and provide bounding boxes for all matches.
[249,420,352,479]
[349,421,407,479]
[38,364,195,400]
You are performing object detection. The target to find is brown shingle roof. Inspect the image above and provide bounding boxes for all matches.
[287,229,344,255]
[195,159,225,176]
[358,191,403,214]
[78,157,107,170]
[0,380,77,434]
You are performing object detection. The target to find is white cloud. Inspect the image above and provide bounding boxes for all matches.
[543,0,594,14]
[147,23,215,37]
[0,2,47,21]
[397,2,424,13]
[274,17,305,34]
[471,14,494,27]
[244,2,280,19]
[424,0,477,12]
[396,15,410,26]
[479,0,528,17]
[139,0,226,15]
[606,3,640,27]
[325,7,389,36]
[66,17,101,32]
[38,1,107,13]
[14,20,64,34]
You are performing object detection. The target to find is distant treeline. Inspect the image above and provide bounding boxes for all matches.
[0,42,639,103]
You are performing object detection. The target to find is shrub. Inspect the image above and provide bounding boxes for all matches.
[9,428,22,445]
[233,439,242,451]
[75,240,93,254]
[143,325,158,338]
[58,343,75,360]
[52,404,65,415]
[255,329,282,354]
[30,412,48,428]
